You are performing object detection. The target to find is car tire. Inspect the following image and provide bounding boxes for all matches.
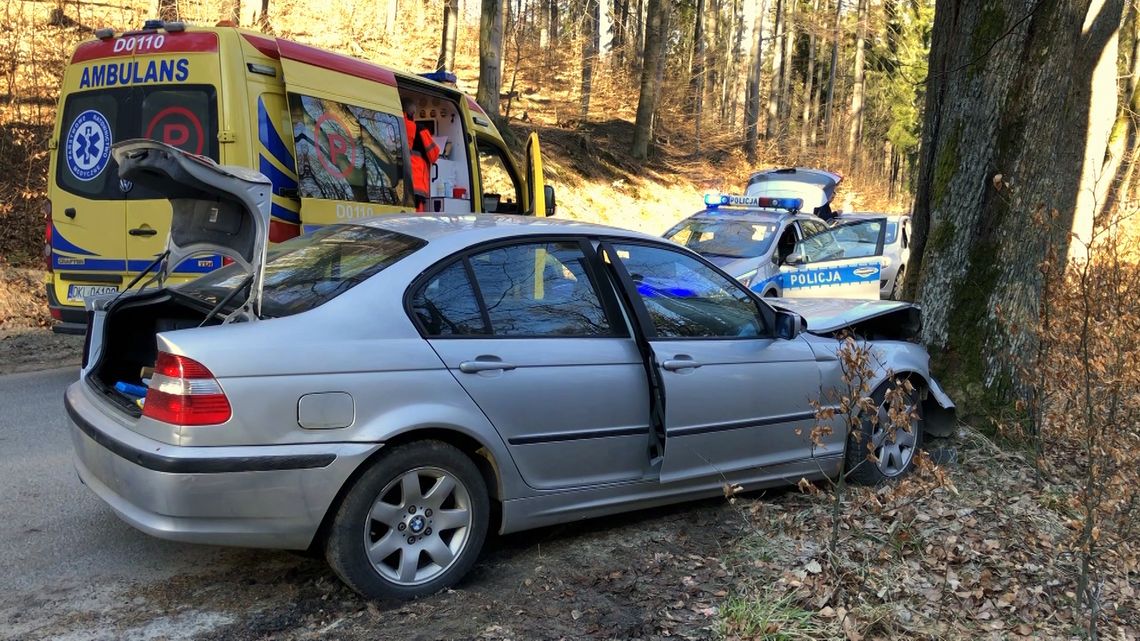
[889,266,906,300]
[764,288,779,298]
[324,440,489,600]
[845,378,923,485]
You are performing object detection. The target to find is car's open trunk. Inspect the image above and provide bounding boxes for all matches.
[85,292,221,416]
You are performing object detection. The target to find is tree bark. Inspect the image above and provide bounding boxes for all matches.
[909,0,1125,406]
[810,29,824,146]
[780,0,796,124]
[385,0,399,36]
[746,0,770,161]
[846,0,867,166]
[580,0,600,122]
[477,0,506,116]
[438,0,459,71]
[632,0,669,160]
[766,0,785,139]
[219,0,239,23]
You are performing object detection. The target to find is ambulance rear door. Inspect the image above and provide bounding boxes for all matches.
[277,40,411,228]
[778,217,886,299]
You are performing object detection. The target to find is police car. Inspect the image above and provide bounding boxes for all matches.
[664,194,888,300]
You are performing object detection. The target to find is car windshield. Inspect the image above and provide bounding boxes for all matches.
[665,219,779,259]
[177,225,425,317]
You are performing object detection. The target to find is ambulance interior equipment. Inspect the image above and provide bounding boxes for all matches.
[397,87,472,214]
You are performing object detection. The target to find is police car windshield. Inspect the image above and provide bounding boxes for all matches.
[176,225,425,318]
[666,219,779,259]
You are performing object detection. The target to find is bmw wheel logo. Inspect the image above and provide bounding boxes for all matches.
[66,110,113,182]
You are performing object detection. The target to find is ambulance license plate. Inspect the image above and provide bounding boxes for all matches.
[67,284,118,302]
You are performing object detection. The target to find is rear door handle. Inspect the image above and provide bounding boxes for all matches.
[459,358,517,373]
[661,356,702,371]
[129,227,158,237]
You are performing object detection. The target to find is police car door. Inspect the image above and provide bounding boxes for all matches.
[779,217,885,299]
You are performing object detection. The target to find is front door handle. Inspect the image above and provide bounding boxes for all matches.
[459,358,517,373]
[661,356,702,371]
[129,227,158,237]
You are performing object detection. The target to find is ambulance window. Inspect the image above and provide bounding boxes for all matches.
[140,90,218,157]
[477,141,521,213]
[57,92,119,198]
[288,94,407,207]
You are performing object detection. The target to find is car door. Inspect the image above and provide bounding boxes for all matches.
[603,241,821,484]
[411,238,653,490]
[778,217,885,299]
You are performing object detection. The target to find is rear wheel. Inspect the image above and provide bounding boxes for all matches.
[325,440,489,600]
[846,379,923,485]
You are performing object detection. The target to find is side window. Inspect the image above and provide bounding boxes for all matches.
[776,224,798,263]
[467,241,614,336]
[613,243,764,338]
[794,220,843,263]
[477,141,521,213]
[288,93,407,206]
[902,221,910,249]
[411,261,488,336]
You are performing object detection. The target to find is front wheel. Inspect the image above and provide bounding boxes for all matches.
[889,266,906,300]
[846,379,923,485]
[324,440,489,600]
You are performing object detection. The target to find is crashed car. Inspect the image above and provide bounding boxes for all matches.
[665,194,890,299]
[831,212,912,300]
[66,141,954,600]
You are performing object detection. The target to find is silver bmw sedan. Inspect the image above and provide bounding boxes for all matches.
[66,141,954,600]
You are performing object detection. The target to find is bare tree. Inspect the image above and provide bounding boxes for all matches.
[438,0,459,71]
[477,0,506,116]
[691,0,706,151]
[846,0,868,166]
[799,0,819,153]
[632,0,669,160]
[745,0,769,161]
[157,0,180,21]
[765,0,785,139]
[580,0,600,123]
[823,0,840,146]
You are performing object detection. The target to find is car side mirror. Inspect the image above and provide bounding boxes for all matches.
[544,185,556,216]
[774,310,802,340]
[783,253,805,266]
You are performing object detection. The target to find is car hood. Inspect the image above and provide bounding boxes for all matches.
[766,297,919,336]
[111,139,272,316]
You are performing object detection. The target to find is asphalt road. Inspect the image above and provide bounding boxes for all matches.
[0,367,282,639]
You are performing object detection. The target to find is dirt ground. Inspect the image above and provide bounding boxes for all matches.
[0,328,83,375]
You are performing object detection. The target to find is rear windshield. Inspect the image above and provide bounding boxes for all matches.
[177,225,425,318]
[665,218,779,259]
[56,85,218,200]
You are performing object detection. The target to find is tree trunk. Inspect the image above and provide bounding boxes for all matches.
[157,0,180,21]
[908,0,1125,408]
[780,0,796,124]
[551,0,560,43]
[745,0,769,161]
[477,0,506,116]
[846,0,867,167]
[385,0,399,36]
[691,0,706,151]
[580,0,599,122]
[438,0,459,71]
[632,0,668,160]
[799,0,818,154]
[823,0,840,147]
[766,0,785,139]
[219,0,239,23]
[810,34,823,146]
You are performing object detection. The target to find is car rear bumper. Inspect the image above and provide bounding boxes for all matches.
[65,381,380,549]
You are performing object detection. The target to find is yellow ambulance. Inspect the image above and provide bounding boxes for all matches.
[46,20,552,332]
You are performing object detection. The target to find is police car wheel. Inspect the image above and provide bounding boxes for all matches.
[889,266,906,300]
[845,379,924,485]
[324,440,489,600]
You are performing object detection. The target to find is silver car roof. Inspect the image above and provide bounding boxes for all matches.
[358,214,662,245]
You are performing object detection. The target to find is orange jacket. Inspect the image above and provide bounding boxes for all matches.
[405,115,440,200]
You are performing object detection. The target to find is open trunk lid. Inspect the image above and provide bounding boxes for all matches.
[744,167,841,211]
[111,139,272,318]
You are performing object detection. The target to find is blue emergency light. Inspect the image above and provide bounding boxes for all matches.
[703,193,803,212]
[419,70,458,85]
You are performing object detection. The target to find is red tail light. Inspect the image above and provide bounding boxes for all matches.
[43,201,53,272]
[143,352,232,425]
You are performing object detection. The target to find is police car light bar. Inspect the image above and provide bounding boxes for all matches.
[703,193,804,212]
